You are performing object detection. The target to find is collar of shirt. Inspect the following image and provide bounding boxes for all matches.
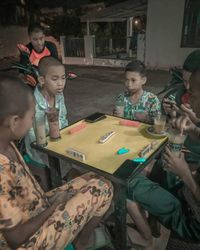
[34,85,63,111]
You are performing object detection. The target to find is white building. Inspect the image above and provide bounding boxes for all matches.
[145,0,200,69]
[62,0,200,70]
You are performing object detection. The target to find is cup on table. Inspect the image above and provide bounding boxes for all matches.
[46,108,61,141]
[153,114,166,134]
[168,128,186,157]
[34,114,47,147]
[114,105,124,118]
[162,128,186,171]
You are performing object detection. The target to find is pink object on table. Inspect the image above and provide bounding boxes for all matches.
[68,122,87,134]
[119,120,141,127]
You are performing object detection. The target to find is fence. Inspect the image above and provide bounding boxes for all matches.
[60,35,142,66]
[94,37,127,58]
[64,37,85,57]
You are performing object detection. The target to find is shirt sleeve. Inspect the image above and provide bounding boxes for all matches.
[46,42,58,59]
[0,164,22,230]
[19,54,29,74]
[114,93,125,108]
[59,96,68,129]
[19,53,29,68]
[19,44,32,73]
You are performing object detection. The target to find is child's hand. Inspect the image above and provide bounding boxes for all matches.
[134,111,148,122]
[163,98,177,117]
[163,147,190,178]
[113,108,119,116]
[171,115,196,135]
[113,107,124,117]
[180,104,200,124]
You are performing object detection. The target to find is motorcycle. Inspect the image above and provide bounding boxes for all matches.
[0,43,77,88]
[157,67,183,97]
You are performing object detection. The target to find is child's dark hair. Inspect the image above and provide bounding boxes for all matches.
[0,75,34,125]
[183,50,200,72]
[125,60,146,77]
[28,23,44,35]
[38,56,64,76]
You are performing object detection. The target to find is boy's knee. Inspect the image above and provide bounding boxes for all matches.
[90,177,114,198]
[80,171,95,181]
[128,174,156,201]
[104,179,114,197]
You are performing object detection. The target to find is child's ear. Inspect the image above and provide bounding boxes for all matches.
[9,115,20,133]
[38,76,45,87]
[142,76,147,85]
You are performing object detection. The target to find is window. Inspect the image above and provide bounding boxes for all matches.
[181,0,200,47]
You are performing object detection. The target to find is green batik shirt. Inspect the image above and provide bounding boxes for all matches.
[115,91,161,122]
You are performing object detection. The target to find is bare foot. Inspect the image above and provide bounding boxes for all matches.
[127,226,153,248]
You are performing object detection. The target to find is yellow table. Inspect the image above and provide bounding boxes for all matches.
[32,114,167,250]
[44,115,166,174]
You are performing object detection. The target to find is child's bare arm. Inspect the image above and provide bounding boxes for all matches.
[182,171,200,203]
[164,148,200,202]
[172,115,200,142]
[2,192,71,248]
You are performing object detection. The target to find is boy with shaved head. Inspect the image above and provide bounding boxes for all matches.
[0,75,113,250]
[25,56,68,167]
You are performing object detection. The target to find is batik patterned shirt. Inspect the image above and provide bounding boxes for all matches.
[0,143,49,249]
[114,91,161,122]
[0,143,113,250]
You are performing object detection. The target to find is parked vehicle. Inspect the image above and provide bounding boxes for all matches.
[0,44,77,88]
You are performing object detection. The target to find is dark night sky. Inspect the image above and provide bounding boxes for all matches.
[0,0,128,11]
[29,0,128,8]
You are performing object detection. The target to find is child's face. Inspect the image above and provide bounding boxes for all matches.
[189,71,200,118]
[12,97,35,140]
[125,71,146,94]
[42,65,66,96]
[29,31,45,53]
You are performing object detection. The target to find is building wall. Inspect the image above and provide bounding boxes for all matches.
[0,26,28,59]
[145,0,198,70]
